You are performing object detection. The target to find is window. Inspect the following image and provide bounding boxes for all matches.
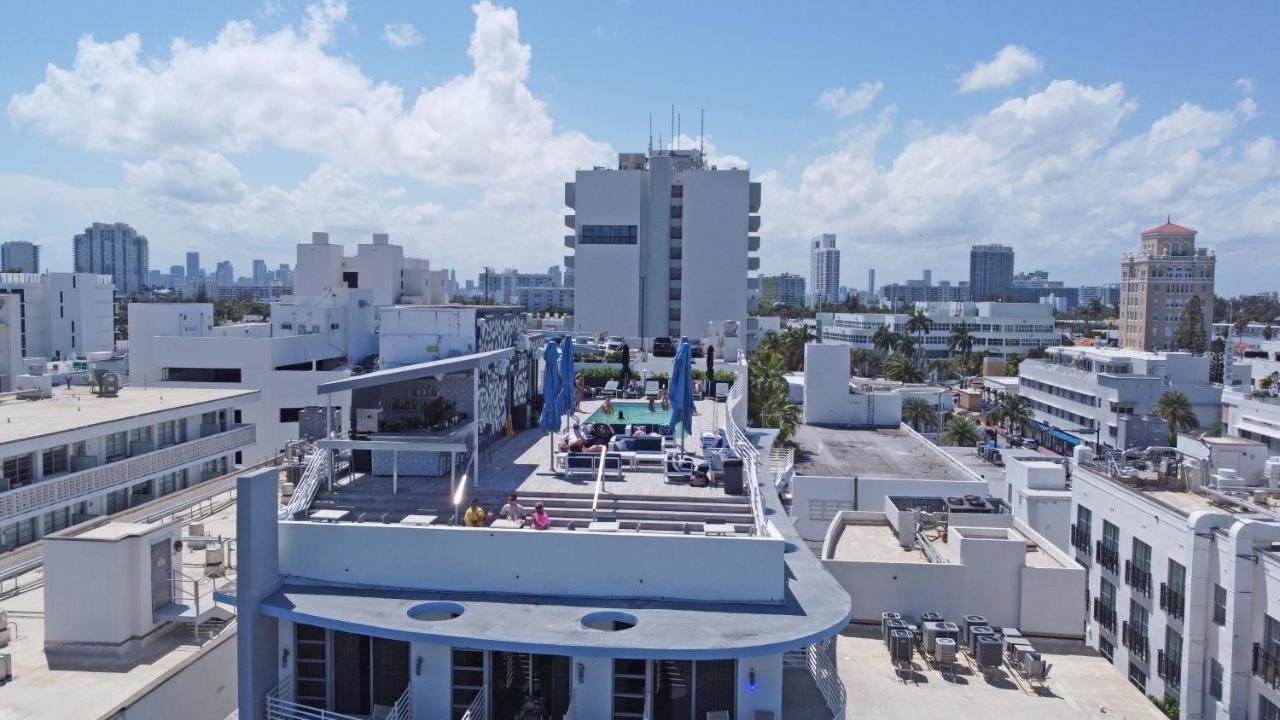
[41,446,69,478]
[1160,626,1182,689]
[1128,538,1152,596]
[1162,560,1186,619]
[1212,585,1228,625]
[1262,695,1280,720]
[42,507,70,534]
[578,224,639,245]
[129,426,152,445]
[1209,658,1223,700]
[1266,615,1280,662]
[162,367,242,382]
[1072,505,1093,553]
[2,454,33,488]
[280,408,303,423]
[1097,520,1121,574]
[1128,661,1147,691]
[1100,636,1114,661]
[1125,599,1150,661]
[105,432,127,461]
[156,421,177,447]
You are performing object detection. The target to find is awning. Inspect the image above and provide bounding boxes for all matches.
[1030,419,1050,431]
[1052,429,1083,445]
[316,348,513,394]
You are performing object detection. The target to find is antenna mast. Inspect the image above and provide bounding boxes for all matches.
[670,105,675,151]
[700,107,705,161]
[648,113,653,154]
[677,113,681,150]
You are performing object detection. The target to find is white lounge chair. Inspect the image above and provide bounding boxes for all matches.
[601,379,620,398]
[645,380,660,398]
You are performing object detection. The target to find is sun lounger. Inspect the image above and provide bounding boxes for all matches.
[645,380,660,398]
[602,379,620,398]
[565,453,597,480]
[664,453,694,484]
[631,436,666,466]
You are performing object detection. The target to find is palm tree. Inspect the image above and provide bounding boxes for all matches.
[1154,391,1199,445]
[896,334,917,359]
[849,348,871,377]
[997,394,1033,436]
[939,415,981,446]
[884,353,924,383]
[1003,352,1022,377]
[1232,316,1250,338]
[902,397,940,433]
[904,307,933,368]
[780,324,815,371]
[928,357,953,383]
[872,325,898,356]
[947,320,975,362]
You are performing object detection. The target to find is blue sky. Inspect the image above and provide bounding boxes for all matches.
[1,1,1277,292]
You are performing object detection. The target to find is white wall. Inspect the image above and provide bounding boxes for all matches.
[791,475,991,543]
[279,522,785,602]
[680,170,749,340]
[572,169,643,338]
[112,626,238,720]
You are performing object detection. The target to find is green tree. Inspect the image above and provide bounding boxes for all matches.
[1003,352,1022,377]
[872,325,898,356]
[849,348,871,377]
[1154,391,1199,445]
[996,393,1033,436]
[939,415,981,446]
[947,320,975,362]
[1265,325,1275,341]
[746,347,801,444]
[902,397,940,432]
[1209,336,1226,384]
[884,353,924,383]
[1171,295,1208,353]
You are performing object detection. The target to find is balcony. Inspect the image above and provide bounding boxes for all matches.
[748,235,760,252]
[564,235,575,249]
[670,205,683,219]
[1070,524,1092,555]
[1121,622,1149,662]
[0,424,255,522]
[671,184,683,199]
[563,255,575,269]
[564,181,575,208]
[1159,582,1185,620]
[670,247,682,260]
[1092,599,1117,633]
[1095,541,1120,575]
[749,182,761,212]
[1124,561,1153,597]
[1156,649,1181,689]
[670,226,682,240]
[1256,644,1280,689]
[749,215,761,232]
[564,214,575,229]
[267,675,411,720]
[748,257,760,271]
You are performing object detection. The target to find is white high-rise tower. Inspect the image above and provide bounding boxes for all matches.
[809,233,840,308]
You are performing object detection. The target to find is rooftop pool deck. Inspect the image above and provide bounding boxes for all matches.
[307,397,750,533]
[581,400,676,427]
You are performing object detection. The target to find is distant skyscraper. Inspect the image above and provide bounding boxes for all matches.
[215,261,234,285]
[169,264,185,278]
[277,263,293,287]
[252,259,268,286]
[759,273,806,308]
[867,268,875,297]
[186,251,201,278]
[1,241,40,273]
[968,243,1015,302]
[809,233,840,308]
[547,265,562,288]
[72,222,149,293]
[1119,220,1216,351]
[922,269,932,287]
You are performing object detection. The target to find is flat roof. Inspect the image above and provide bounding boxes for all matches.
[0,386,257,446]
[829,521,1065,568]
[793,426,971,481]
[835,625,1169,720]
[316,348,513,394]
[0,506,238,720]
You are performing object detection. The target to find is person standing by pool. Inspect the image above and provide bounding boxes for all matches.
[574,373,585,412]
[658,386,671,411]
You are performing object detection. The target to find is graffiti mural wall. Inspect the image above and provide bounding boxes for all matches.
[475,309,535,437]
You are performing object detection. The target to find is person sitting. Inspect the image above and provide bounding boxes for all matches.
[601,397,615,415]
[530,501,551,530]
[659,387,671,411]
[590,422,614,448]
[499,494,528,526]
[633,425,648,437]
[463,498,487,527]
[560,423,587,452]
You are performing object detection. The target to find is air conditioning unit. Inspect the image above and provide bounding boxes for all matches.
[934,637,957,665]
[188,523,206,550]
[0,652,10,681]
[204,546,225,568]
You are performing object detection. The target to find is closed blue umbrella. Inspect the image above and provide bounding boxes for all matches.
[559,335,576,426]
[538,341,562,432]
[668,336,695,451]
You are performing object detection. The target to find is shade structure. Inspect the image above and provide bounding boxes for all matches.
[668,337,695,449]
[559,335,576,424]
[538,341,562,432]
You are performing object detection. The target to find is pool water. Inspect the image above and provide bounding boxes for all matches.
[583,402,672,427]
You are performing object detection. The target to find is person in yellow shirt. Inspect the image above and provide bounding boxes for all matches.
[463,498,487,527]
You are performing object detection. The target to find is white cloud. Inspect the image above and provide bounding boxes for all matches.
[383,22,423,49]
[817,81,884,117]
[957,44,1043,93]
[759,80,1280,292]
[6,1,612,276]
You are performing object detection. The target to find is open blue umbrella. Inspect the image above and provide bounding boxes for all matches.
[668,336,695,451]
[538,340,562,459]
[559,335,576,427]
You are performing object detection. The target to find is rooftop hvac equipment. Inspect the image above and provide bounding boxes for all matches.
[962,615,987,645]
[881,612,902,641]
[975,635,1004,669]
[1268,458,1280,489]
[300,406,343,441]
[922,621,942,654]
[889,629,914,664]
[884,619,910,648]
[0,609,8,648]
[934,637,957,666]
[96,371,121,397]
[968,626,996,654]
[188,523,206,550]
[937,622,960,646]
[918,611,943,630]
[25,358,46,375]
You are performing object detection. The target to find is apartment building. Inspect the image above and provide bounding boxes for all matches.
[814,302,1058,358]
[566,148,761,341]
[969,244,1014,302]
[517,285,574,312]
[1019,347,1221,454]
[73,221,149,294]
[759,272,806,308]
[1223,389,1280,454]
[1119,221,1216,352]
[809,233,840,308]
[877,280,971,307]
[1070,441,1280,719]
[0,384,256,550]
[479,267,557,305]
[0,272,114,360]
[1,241,40,273]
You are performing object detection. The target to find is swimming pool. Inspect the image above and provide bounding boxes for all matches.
[582,401,672,426]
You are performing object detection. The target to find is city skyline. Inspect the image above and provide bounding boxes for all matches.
[0,2,1276,292]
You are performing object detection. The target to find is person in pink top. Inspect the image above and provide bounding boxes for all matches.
[530,501,551,531]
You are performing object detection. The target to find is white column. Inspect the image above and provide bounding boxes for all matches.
[393,450,399,495]
[472,368,480,488]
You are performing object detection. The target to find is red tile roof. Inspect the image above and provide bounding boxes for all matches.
[1142,222,1197,235]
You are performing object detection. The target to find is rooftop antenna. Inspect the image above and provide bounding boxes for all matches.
[677,112,681,150]
[700,107,705,162]
[648,113,653,154]
[670,105,675,152]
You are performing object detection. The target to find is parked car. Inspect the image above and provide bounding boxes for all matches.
[1021,438,1039,450]
[652,337,676,357]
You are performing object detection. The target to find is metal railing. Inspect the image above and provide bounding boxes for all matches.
[725,374,767,536]
[0,424,255,521]
[783,640,845,719]
[1092,599,1117,633]
[280,450,328,519]
[1159,582,1186,620]
[590,445,607,521]
[770,446,795,493]
[1124,561,1153,597]
[1156,649,1182,689]
[265,675,362,720]
[1095,541,1120,574]
[1254,643,1280,689]
[1121,621,1149,662]
[386,685,413,720]
[460,690,488,720]
[1069,524,1091,554]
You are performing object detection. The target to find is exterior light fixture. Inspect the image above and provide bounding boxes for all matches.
[576,662,585,684]
[281,648,290,667]
[747,667,757,692]
[416,657,424,676]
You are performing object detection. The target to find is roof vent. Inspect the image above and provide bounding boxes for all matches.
[312,232,330,245]
[372,233,390,245]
